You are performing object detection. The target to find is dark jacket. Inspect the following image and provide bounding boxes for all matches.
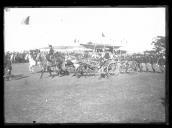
[49,47,54,55]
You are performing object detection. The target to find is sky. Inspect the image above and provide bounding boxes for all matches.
[4,7,165,53]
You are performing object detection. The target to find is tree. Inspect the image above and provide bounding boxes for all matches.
[142,36,166,64]
[151,36,165,56]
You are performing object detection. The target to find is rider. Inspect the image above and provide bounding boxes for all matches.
[48,45,54,61]
[104,51,110,61]
[35,49,40,65]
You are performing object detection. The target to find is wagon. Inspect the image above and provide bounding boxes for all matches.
[73,58,121,78]
[74,60,100,77]
[98,59,120,77]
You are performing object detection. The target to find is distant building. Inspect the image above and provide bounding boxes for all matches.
[39,45,91,53]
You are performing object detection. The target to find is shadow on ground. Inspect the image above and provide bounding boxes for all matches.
[5,74,30,81]
[119,118,165,123]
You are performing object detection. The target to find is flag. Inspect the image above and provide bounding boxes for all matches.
[74,39,76,43]
[102,32,105,37]
[22,16,30,25]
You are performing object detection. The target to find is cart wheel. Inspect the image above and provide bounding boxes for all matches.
[108,63,117,75]
[93,67,99,74]
[67,66,75,73]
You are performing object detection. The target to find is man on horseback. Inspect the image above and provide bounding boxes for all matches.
[104,51,110,61]
[48,45,54,62]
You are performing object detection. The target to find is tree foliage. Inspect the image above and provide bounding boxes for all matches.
[151,36,165,55]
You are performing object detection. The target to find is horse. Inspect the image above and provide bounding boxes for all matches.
[25,53,37,73]
[36,52,67,79]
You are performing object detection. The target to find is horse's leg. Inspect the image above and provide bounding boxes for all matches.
[8,67,12,80]
[65,69,69,75]
[77,66,84,78]
[55,65,60,76]
[40,70,44,79]
[59,62,65,76]
[6,69,10,80]
[125,64,128,73]
[29,65,32,72]
[40,66,45,79]
[84,66,88,78]
[61,70,65,76]
[63,67,68,76]
[31,66,34,73]
[104,67,109,78]
[72,68,77,77]
[59,68,63,77]
[31,65,34,73]
[47,66,52,77]
[74,66,81,78]
[69,65,74,75]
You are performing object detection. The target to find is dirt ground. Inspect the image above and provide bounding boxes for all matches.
[4,63,166,123]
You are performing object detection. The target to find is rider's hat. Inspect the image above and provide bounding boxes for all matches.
[49,45,52,47]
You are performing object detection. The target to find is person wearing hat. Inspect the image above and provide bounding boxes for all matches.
[48,45,54,55]
[48,45,54,61]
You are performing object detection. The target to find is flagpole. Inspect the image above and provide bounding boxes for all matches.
[104,43,105,52]
[103,33,105,52]
[113,40,114,55]
[94,43,96,53]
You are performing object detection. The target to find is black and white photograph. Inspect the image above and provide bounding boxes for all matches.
[4,7,166,123]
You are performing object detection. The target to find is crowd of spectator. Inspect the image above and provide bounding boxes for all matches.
[4,48,165,68]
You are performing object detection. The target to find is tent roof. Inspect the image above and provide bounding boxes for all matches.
[80,43,121,49]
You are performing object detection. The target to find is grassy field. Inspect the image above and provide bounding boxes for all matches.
[4,63,166,123]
